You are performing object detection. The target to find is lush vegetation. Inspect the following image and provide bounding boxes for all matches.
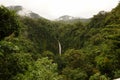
[0,3,120,80]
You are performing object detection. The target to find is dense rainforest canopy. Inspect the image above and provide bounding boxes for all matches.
[0,3,120,80]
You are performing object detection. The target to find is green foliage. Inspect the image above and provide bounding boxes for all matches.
[89,73,109,80]
[0,40,20,54]
[95,55,116,77]
[42,50,54,59]
[21,17,58,53]
[0,53,33,80]
[0,6,20,40]
[62,67,88,80]
[63,49,86,68]
[105,3,120,25]
[13,57,62,80]
[58,22,85,52]
[61,49,91,79]
[88,11,107,28]
[114,70,120,78]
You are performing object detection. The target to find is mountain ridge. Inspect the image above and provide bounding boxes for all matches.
[7,5,41,19]
[7,5,90,22]
[55,15,91,23]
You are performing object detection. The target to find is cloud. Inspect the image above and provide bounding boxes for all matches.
[0,0,119,19]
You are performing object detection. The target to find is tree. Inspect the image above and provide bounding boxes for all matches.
[0,53,33,80]
[62,49,88,80]
[0,6,20,40]
[13,57,62,80]
[89,73,110,80]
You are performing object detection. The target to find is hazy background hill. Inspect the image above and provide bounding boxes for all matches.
[7,5,41,19]
[55,15,91,24]
[7,5,91,23]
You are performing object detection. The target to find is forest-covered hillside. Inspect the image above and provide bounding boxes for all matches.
[0,3,120,80]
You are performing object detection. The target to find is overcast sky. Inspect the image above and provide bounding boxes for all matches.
[0,0,119,20]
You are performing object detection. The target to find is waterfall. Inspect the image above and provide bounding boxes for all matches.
[58,40,61,56]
